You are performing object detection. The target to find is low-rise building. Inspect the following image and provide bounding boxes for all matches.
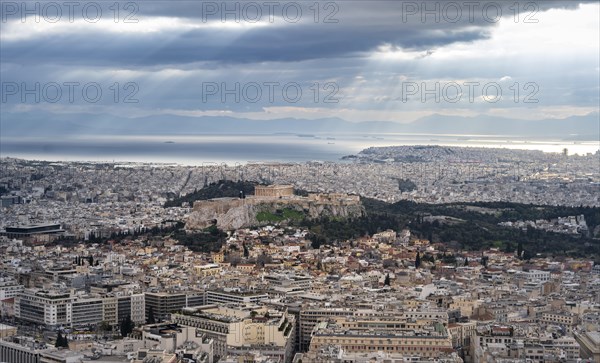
[172,305,295,362]
[309,318,453,360]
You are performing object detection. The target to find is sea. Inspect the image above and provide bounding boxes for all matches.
[1,133,598,165]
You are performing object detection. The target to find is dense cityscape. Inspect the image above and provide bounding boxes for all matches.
[1,0,599,362]
[0,145,599,363]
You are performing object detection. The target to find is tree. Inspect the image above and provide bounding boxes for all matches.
[55,332,63,348]
[384,273,391,286]
[243,243,249,258]
[481,256,488,268]
[517,242,523,259]
[88,256,94,266]
[147,307,156,324]
[464,257,469,266]
[415,252,421,269]
[55,332,68,348]
[120,315,134,337]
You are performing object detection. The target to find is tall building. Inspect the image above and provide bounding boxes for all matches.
[145,291,202,322]
[114,293,145,325]
[15,289,145,328]
[145,292,186,323]
[15,289,73,327]
[72,297,103,327]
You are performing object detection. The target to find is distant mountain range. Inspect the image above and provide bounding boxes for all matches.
[1,111,598,139]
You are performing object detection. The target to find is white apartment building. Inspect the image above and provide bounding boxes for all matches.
[15,289,73,327]
[0,278,23,300]
[15,289,145,328]
[523,270,551,283]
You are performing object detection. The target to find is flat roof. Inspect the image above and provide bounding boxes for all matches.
[585,331,600,344]
[6,223,61,229]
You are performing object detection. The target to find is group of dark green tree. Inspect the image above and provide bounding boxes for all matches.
[52,180,600,263]
[303,198,600,262]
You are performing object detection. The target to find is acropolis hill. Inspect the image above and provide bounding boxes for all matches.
[186,185,363,230]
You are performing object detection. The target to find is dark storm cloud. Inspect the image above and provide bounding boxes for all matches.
[2,11,467,66]
[131,1,594,24]
[0,1,593,67]
[0,25,489,66]
[0,0,597,123]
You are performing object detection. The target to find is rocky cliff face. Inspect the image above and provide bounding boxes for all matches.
[186,201,257,230]
[186,197,364,231]
[301,202,364,220]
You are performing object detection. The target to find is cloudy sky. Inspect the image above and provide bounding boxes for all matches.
[1,0,599,125]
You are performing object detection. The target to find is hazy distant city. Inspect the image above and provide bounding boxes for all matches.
[1,0,600,363]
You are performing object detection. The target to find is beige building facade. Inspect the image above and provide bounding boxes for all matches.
[254,185,294,198]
